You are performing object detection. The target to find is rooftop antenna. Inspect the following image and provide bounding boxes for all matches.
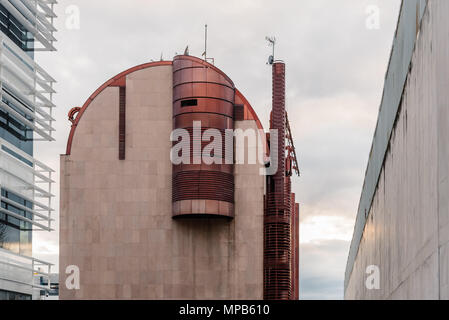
[202,24,208,60]
[265,36,276,65]
[201,24,215,65]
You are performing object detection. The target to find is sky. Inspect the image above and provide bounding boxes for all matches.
[33,0,401,300]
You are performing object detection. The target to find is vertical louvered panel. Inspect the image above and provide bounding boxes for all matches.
[119,86,126,160]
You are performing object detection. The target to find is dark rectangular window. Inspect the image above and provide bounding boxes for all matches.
[234,104,244,121]
[181,99,198,107]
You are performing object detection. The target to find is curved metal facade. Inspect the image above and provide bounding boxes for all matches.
[172,55,235,218]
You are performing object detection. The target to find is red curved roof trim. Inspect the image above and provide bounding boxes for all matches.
[235,89,264,131]
[65,58,264,155]
[65,61,172,155]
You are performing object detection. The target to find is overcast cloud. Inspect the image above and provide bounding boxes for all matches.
[32,0,401,300]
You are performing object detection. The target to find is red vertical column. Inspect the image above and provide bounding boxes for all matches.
[294,202,300,300]
[264,61,292,300]
[119,86,126,160]
[290,193,296,300]
[272,62,286,190]
[172,55,235,218]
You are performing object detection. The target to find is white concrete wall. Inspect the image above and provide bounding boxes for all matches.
[345,0,449,299]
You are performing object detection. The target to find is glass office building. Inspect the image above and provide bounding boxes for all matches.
[0,0,56,300]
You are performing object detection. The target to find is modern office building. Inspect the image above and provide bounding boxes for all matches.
[345,0,449,299]
[0,0,56,300]
[60,54,300,299]
[34,272,58,300]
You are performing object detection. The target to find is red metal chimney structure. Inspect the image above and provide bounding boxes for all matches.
[264,61,292,299]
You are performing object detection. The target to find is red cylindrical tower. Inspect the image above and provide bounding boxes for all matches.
[264,61,292,299]
[172,55,235,218]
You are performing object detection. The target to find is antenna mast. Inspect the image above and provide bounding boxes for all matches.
[204,24,208,61]
[265,36,276,64]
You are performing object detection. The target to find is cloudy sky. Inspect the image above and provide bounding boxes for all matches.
[33,0,401,299]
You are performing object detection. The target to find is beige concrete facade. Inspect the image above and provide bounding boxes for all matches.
[345,0,449,299]
[59,64,265,299]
